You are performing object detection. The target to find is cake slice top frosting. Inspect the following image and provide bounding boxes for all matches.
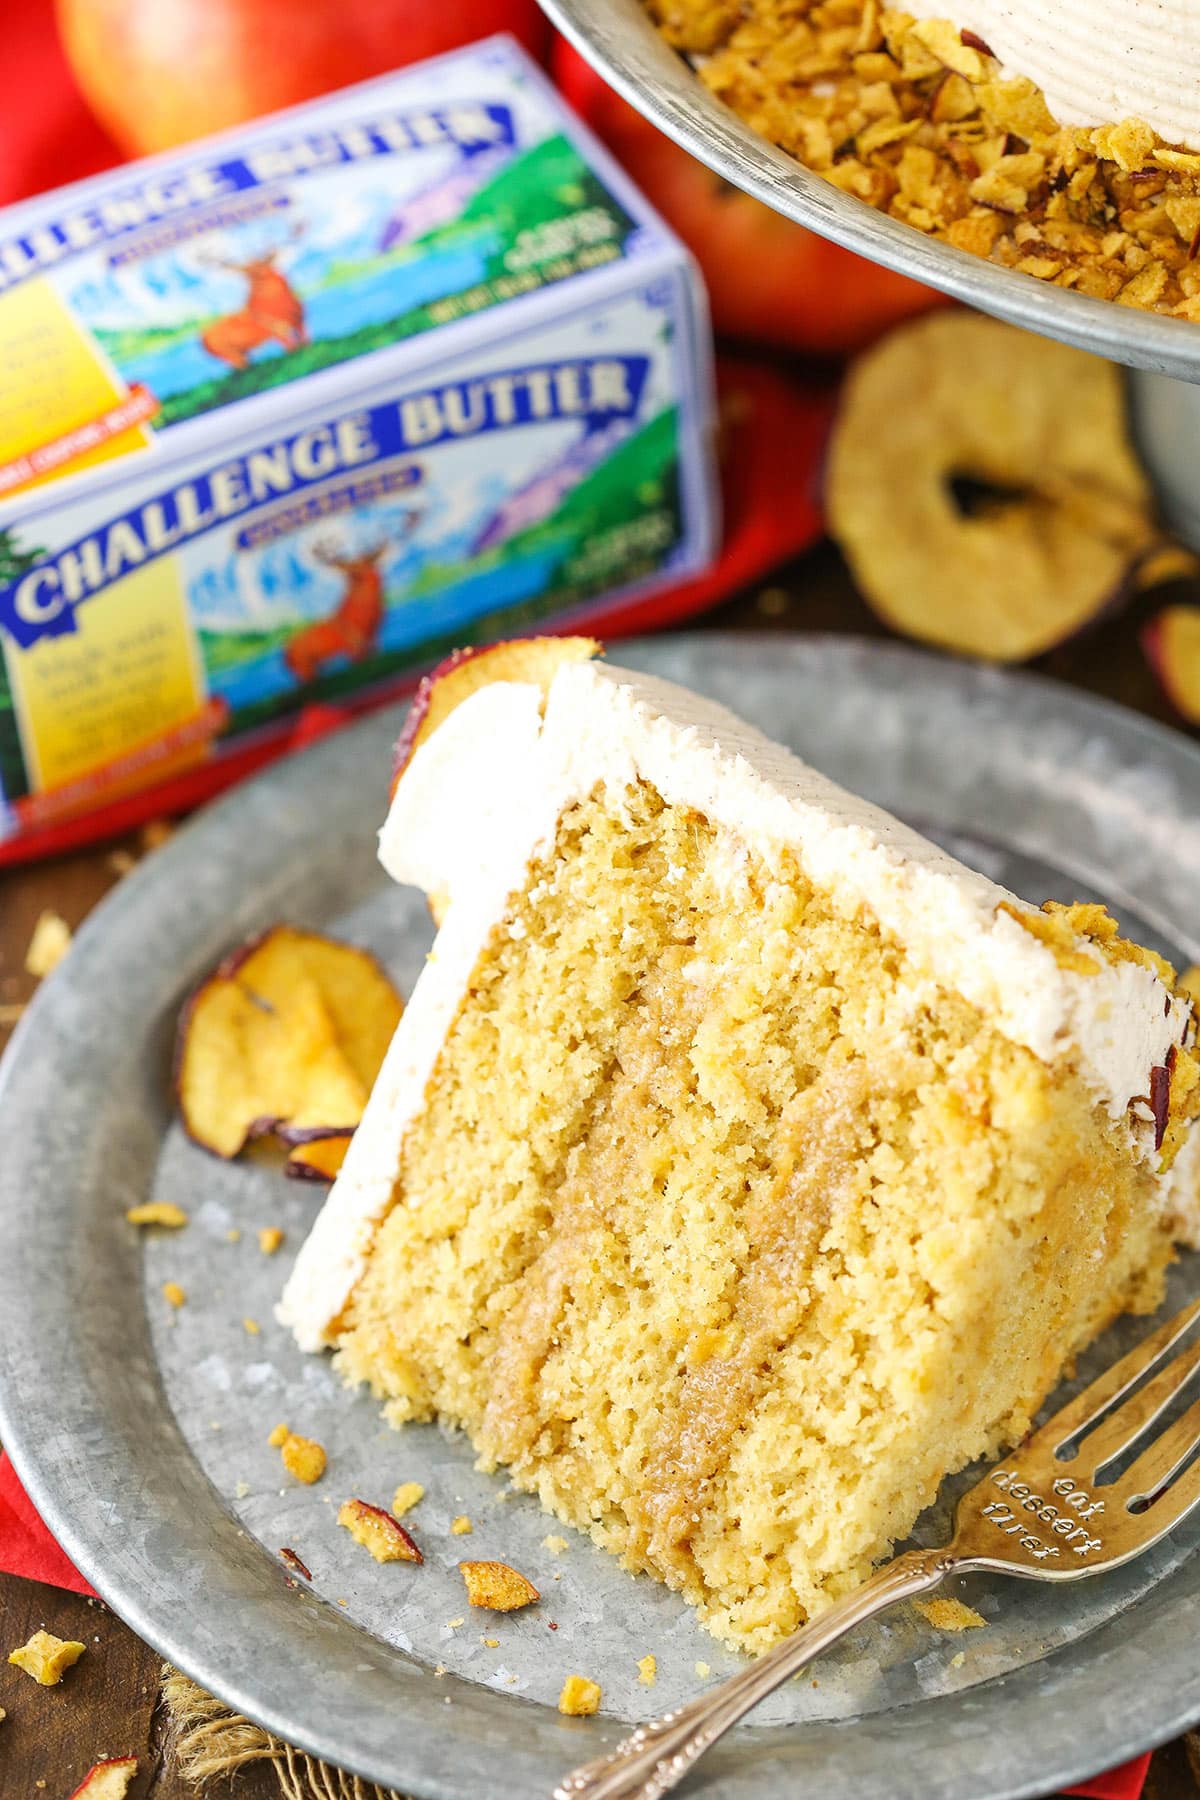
[279,658,1192,1350]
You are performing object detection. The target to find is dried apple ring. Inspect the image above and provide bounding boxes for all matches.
[827,313,1162,662]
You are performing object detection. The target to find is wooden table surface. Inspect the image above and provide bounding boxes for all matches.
[2,544,1200,1799]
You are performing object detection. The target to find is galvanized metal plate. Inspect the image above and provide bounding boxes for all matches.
[539,0,1200,383]
[3,634,1200,1799]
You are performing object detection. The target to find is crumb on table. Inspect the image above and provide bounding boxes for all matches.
[8,1629,86,1685]
[392,1482,425,1518]
[161,1281,186,1308]
[338,1498,422,1564]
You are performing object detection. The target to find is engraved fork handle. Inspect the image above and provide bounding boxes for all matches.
[552,1547,962,1800]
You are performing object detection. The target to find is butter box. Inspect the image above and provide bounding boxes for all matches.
[0,36,715,857]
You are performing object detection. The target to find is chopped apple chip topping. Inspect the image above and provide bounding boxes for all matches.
[175,925,401,1160]
[25,910,72,978]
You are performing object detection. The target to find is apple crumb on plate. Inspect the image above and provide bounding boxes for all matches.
[25,910,72,978]
[338,1498,423,1564]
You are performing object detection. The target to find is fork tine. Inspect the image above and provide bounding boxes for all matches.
[1125,1434,1200,1541]
[1115,1391,1200,1513]
[1030,1297,1200,1457]
[1073,1336,1200,1477]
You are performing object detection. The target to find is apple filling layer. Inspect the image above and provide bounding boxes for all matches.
[333,780,1171,1650]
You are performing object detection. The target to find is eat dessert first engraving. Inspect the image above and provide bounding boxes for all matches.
[979,1469,1105,1560]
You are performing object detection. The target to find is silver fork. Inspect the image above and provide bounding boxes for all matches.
[554,1296,1200,1800]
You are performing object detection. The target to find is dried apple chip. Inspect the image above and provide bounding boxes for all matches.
[1144,605,1200,724]
[285,1134,352,1183]
[234,928,400,1105]
[827,313,1162,662]
[175,925,401,1159]
[68,1760,139,1800]
[390,637,601,796]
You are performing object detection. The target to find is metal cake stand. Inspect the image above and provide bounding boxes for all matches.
[541,0,1200,542]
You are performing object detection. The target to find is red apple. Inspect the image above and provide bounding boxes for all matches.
[553,38,947,356]
[56,0,550,157]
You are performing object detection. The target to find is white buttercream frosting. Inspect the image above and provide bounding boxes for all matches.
[906,0,1200,148]
[279,659,1190,1351]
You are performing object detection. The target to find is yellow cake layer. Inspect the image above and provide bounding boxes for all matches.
[334,779,1171,1651]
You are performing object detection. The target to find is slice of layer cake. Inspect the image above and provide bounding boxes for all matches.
[279,640,1198,1651]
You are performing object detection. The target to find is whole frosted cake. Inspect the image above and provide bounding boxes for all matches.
[280,640,1198,1651]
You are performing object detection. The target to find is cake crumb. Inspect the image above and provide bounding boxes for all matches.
[542,1534,568,1554]
[8,1629,85,1685]
[268,1422,289,1447]
[450,1515,473,1535]
[338,1498,422,1563]
[695,1661,711,1679]
[278,1432,326,1485]
[235,1480,250,1500]
[242,1317,261,1336]
[446,1617,465,1630]
[25,911,71,978]
[459,1560,539,1611]
[637,1654,656,1686]
[915,1598,986,1632]
[482,1637,500,1648]
[140,818,175,850]
[558,1675,601,1716]
[951,1651,966,1668]
[126,1202,188,1228]
[161,1281,186,1307]
[257,1226,285,1255]
[392,1482,425,1517]
[226,1228,242,1244]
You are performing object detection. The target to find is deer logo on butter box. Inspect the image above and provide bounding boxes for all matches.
[0,39,716,851]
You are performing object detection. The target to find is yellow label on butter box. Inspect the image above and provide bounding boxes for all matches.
[8,557,205,793]
[0,281,156,501]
